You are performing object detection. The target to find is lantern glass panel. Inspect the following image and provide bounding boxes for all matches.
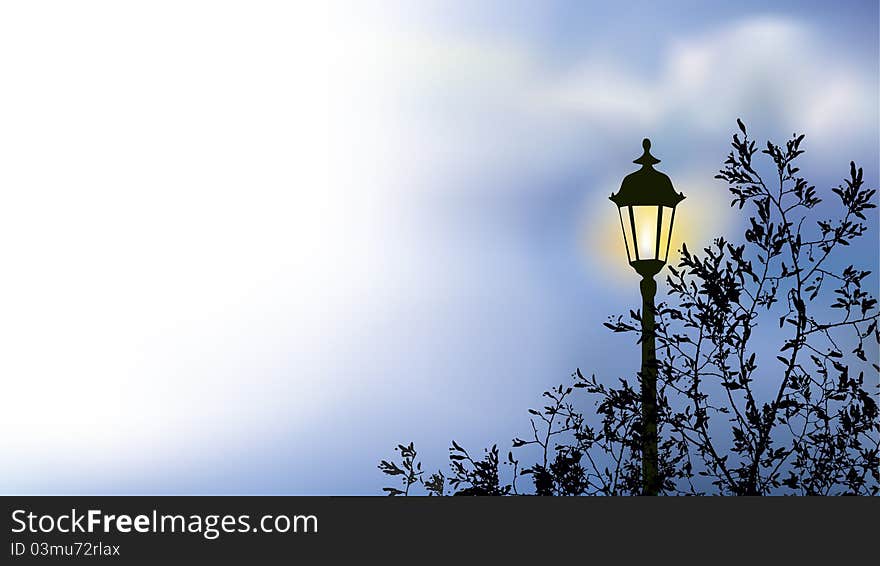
[630,205,659,261]
[658,206,674,262]
[618,207,633,262]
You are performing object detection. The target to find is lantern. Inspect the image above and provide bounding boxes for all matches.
[610,138,685,278]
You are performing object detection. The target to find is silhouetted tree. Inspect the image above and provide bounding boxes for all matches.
[380,121,879,495]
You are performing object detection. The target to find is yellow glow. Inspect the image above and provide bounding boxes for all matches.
[583,177,733,283]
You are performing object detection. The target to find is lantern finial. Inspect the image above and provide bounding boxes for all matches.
[634,138,661,167]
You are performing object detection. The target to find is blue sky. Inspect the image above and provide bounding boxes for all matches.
[0,1,876,494]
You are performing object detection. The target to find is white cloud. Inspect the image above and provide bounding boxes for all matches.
[663,18,874,139]
[384,16,876,188]
[549,17,875,140]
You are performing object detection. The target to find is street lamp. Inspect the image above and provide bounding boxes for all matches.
[609,138,685,496]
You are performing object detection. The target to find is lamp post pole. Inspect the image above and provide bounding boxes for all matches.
[639,274,659,496]
[609,138,685,496]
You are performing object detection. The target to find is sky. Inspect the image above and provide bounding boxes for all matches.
[0,1,876,494]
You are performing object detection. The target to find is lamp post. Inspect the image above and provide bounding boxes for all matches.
[609,138,685,496]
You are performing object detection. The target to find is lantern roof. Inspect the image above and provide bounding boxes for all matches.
[610,139,685,208]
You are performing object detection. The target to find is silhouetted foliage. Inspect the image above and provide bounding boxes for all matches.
[380,121,879,495]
